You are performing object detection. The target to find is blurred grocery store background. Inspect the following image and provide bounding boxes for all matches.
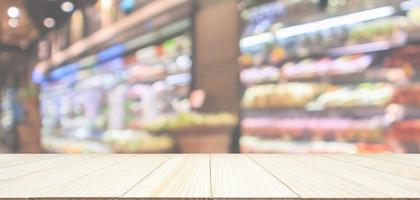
[0,0,419,153]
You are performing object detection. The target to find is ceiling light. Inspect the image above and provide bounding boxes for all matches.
[8,18,19,28]
[43,18,55,28]
[7,7,20,18]
[61,1,74,13]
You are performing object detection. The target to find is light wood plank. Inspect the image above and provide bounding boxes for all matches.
[0,154,97,181]
[34,154,170,198]
[326,154,420,180]
[0,154,417,199]
[210,154,298,199]
[0,154,60,168]
[123,154,211,199]
[0,154,134,198]
[366,154,420,168]
[288,155,420,198]
[249,154,388,198]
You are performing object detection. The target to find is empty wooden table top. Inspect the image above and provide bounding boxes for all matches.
[0,154,419,199]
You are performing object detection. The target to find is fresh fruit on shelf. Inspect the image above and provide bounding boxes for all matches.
[241,117,386,143]
[102,129,173,153]
[241,13,420,62]
[242,83,405,109]
[348,17,396,44]
[355,142,402,153]
[393,84,420,105]
[281,58,330,79]
[242,83,326,108]
[269,47,287,63]
[127,65,166,83]
[384,45,420,76]
[238,54,254,67]
[240,66,279,85]
[240,135,398,153]
[387,119,420,142]
[144,112,238,133]
[348,15,420,44]
[281,54,373,79]
[310,83,394,108]
[41,136,112,153]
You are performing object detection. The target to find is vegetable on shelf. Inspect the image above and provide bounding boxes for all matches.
[143,112,238,133]
[242,83,324,108]
[240,135,399,153]
[281,54,373,79]
[241,117,387,143]
[242,83,395,109]
[102,130,174,153]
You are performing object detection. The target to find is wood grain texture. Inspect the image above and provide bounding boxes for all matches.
[0,154,96,181]
[366,154,420,168]
[288,155,420,198]
[249,154,388,198]
[0,154,134,198]
[123,154,211,199]
[326,154,420,180]
[35,154,170,198]
[0,154,418,199]
[0,154,60,168]
[210,154,298,199]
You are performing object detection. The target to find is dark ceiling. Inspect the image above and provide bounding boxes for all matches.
[0,0,92,50]
[0,0,90,89]
[0,0,38,49]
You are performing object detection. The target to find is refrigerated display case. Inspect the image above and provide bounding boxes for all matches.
[239,0,420,153]
[0,89,20,152]
[35,0,239,153]
[39,32,193,153]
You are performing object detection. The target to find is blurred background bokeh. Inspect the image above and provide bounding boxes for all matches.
[0,0,419,154]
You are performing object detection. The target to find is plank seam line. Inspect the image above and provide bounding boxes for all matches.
[318,154,419,195]
[209,154,213,199]
[0,155,62,169]
[117,154,175,199]
[287,155,392,198]
[34,154,138,196]
[245,154,301,199]
[338,154,419,181]
[363,155,420,169]
[0,154,103,183]
[320,154,420,183]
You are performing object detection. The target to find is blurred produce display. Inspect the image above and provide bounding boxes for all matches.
[242,83,395,109]
[144,112,238,133]
[39,33,237,153]
[41,136,111,153]
[311,83,394,108]
[393,84,420,105]
[242,83,323,108]
[239,0,420,153]
[388,119,420,142]
[39,33,198,153]
[242,117,387,143]
[102,130,173,153]
[281,54,373,79]
[240,66,278,85]
[240,13,420,67]
[240,135,398,153]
